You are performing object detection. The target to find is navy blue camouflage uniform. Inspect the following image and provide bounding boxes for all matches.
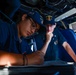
[0,20,32,54]
[35,27,67,61]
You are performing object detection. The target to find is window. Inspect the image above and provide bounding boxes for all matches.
[69,22,76,32]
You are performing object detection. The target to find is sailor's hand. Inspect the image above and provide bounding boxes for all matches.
[46,31,53,43]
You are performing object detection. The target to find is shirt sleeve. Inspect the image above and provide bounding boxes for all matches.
[55,28,67,45]
[0,20,9,49]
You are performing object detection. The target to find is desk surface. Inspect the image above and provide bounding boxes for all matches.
[0,61,75,75]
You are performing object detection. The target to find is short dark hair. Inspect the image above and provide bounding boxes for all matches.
[13,10,30,24]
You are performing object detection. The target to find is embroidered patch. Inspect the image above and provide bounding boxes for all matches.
[54,40,58,45]
[46,15,52,21]
[40,15,43,24]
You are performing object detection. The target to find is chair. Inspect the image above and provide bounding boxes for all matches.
[59,29,76,62]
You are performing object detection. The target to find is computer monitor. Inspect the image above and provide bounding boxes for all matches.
[69,22,76,32]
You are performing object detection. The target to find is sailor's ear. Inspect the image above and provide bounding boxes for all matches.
[22,14,27,21]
